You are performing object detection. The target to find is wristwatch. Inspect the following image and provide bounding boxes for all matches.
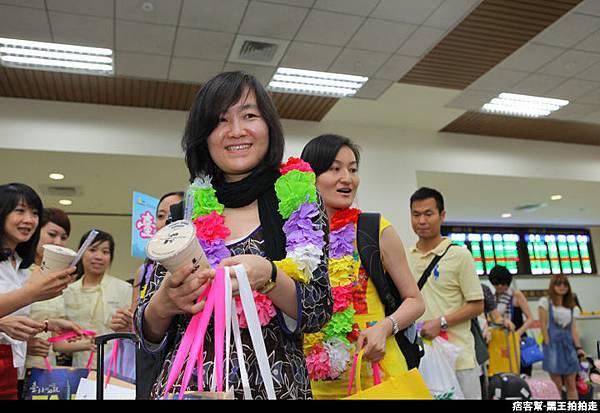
[387,315,400,336]
[259,259,278,295]
[439,316,449,331]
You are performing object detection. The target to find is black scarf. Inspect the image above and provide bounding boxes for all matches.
[214,165,286,261]
[171,166,287,261]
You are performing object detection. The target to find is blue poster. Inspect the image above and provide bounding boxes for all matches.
[131,191,159,259]
[22,368,90,400]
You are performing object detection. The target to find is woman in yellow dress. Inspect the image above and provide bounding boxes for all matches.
[301,134,425,399]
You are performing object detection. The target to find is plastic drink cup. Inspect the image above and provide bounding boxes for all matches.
[146,220,210,274]
[41,244,77,273]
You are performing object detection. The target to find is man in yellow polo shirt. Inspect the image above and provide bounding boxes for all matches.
[407,187,484,399]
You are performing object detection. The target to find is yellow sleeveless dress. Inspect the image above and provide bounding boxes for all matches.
[311,217,408,399]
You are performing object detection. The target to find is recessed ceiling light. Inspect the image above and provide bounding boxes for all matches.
[49,173,64,180]
[551,194,563,201]
[141,1,154,12]
[481,92,569,118]
[59,199,72,206]
[502,213,512,218]
[267,67,368,98]
[0,37,113,75]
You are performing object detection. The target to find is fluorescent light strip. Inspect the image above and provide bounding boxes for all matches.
[0,47,112,64]
[0,37,112,56]
[490,97,561,112]
[499,92,568,107]
[1,56,112,72]
[269,81,357,96]
[482,103,550,117]
[272,74,363,89]
[276,67,368,83]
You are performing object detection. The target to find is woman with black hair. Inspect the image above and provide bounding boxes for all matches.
[61,230,132,368]
[488,265,534,376]
[300,134,425,399]
[0,183,77,399]
[26,208,72,369]
[136,71,331,399]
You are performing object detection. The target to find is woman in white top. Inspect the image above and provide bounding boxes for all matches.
[0,183,77,399]
[25,208,72,369]
[538,275,585,400]
[62,230,132,368]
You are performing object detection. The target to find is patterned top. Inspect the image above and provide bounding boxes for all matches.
[135,197,331,400]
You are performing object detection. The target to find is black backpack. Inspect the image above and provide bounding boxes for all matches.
[356,213,425,369]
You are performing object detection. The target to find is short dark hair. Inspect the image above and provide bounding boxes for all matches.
[158,191,184,207]
[76,229,115,278]
[410,187,445,213]
[0,183,43,268]
[182,71,285,182]
[300,134,361,177]
[488,265,513,286]
[41,208,71,236]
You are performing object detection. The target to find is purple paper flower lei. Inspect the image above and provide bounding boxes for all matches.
[329,223,356,259]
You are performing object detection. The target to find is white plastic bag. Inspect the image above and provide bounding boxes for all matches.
[418,337,465,400]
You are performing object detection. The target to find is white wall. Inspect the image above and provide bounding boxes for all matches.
[2,97,599,309]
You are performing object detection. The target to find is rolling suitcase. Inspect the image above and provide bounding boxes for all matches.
[94,332,138,400]
[488,325,520,376]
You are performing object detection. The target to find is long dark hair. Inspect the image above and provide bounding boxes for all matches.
[301,134,361,177]
[182,71,284,183]
[0,183,43,268]
[76,229,115,278]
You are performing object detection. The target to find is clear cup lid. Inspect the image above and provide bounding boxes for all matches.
[146,220,196,260]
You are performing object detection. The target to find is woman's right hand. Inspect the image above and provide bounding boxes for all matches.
[153,263,211,317]
[27,337,50,357]
[25,266,77,303]
[0,315,45,341]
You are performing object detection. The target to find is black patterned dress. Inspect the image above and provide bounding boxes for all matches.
[135,200,331,400]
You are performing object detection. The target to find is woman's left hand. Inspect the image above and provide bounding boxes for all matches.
[46,319,84,335]
[356,320,392,363]
[218,255,272,292]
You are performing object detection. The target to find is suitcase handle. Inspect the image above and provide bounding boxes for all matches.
[95,332,138,400]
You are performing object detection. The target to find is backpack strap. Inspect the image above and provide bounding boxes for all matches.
[417,243,454,290]
[356,212,401,316]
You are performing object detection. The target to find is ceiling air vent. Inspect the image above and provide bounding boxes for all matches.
[228,35,289,67]
[41,185,81,197]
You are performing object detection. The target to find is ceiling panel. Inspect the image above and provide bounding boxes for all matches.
[400,0,583,90]
[115,20,176,55]
[370,0,445,25]
[441,111,600,146]
[329,48,390,77]
[347,18,416,54]
[279,41,341,72]
[173,28,235,60]
[49,12,113,48]
[0,5,51,42]
[115,52,171,80]
[46,0,114,18]
[238,1,309,40]
[294,10,364,46]
[179,0,247,33]
[116,0,182,25]
[313,0,378,16]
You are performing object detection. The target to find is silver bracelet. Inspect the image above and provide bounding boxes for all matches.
[387,315,400,336]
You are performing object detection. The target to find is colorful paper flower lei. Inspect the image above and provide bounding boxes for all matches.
[187,158,324,328]
[304,208,362,381]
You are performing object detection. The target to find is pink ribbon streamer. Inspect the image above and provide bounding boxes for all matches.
[347,351,382,396]
[163,280,213,399]
[47,329,96,343]
[105,340,119,386]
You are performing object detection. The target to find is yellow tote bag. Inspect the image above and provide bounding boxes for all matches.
[344,350,432,400]
[488,327,521,376]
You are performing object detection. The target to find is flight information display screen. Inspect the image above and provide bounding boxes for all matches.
[442,226,596,276]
